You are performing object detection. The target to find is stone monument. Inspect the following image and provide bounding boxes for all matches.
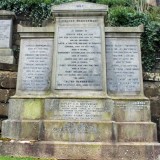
[0,10,15,64]
[1,1,160,160]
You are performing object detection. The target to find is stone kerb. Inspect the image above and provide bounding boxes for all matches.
[0,10,16,64]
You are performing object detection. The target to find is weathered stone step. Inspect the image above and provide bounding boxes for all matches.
[0,141,160,160]
[114,99,151,122]
[2,120,115,142]
[41,120,114,142]
[2,120,40,140]
[2,120,158,143]
[116,122,157,142]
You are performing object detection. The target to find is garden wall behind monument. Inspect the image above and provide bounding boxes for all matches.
[1,1,160,160]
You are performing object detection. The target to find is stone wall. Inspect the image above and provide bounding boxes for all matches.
[0,64,17,133]
[144,72,160,142]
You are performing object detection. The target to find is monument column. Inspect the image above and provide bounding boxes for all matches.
[42,1,114,142]
[105,26,157,142]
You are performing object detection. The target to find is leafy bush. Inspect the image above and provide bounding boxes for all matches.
[0,0,51,26]
[0,0,159,71]
[108,6,160,71]
[96,0,132,7]
[108,6,136,26]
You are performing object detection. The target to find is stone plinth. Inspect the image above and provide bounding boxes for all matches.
[0,141,160,160]
[1,1,160,160]
[0,10,15,64]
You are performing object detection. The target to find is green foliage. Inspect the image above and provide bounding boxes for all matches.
[108,5,160,71]
[96,0,132,7]
[148,6,160,22]
[108,6,136,26]
[141,21,160,71]
[0,0,51,26]
[0,0,159,71]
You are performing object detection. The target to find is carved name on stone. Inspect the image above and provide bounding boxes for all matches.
[56,18,103,90]
[20,39,53,91]
[106,38,141,95]
[115,101,149,111]
[49,99,110,120]
[0,20,12,48]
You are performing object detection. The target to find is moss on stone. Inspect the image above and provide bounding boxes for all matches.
[23,99,44,119]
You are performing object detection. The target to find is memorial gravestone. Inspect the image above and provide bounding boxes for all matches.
[0,10,15,64]
[1,1,160,160]
[106,26,143,96]
[16,26,54,95]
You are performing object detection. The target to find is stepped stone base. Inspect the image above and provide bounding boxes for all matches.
[116,122,157,142]
[2,120,157,142]
[0,141,160,160]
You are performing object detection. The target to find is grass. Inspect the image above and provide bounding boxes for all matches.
[0,156,57,160]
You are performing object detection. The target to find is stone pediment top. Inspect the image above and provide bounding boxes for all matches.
[51,1,108,16]
[0,10,15,18]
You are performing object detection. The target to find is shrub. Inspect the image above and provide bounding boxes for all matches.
[108,6,160,71]
[0,0,159,71]
[96,0,132,7]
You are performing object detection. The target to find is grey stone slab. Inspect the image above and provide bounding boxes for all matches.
[0,10,15,18]
[52,1,108,12]
[105,25,144,33]
[2,120,40,140]
[42,121,114,142]
[114,100,151,122]
[116,122,157,142]
[0,56,14,64]
[8,99,44,120]
[55,17,104,90]
[106,37,142,95]
[17,39,53,93]
[0,49,13,56]
[17,24,55,33]
[45,99,114,121]
[0,20,12,48]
